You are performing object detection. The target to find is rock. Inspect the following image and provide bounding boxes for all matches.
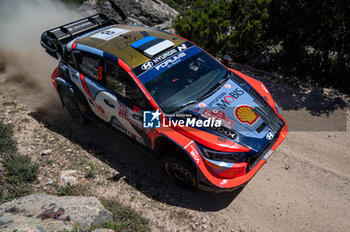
[92,229,115,232]
[0,193,113,232]
[126,17,145,26]
[154,21,175,34]
[58,170,79,186]
[47,178,53,185]
[78,0,98,15]
[0,214,14,226]
[81,0,179,32]
[42,149,52,156]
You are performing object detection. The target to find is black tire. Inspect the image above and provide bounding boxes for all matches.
[59,87,87,124]
[163,156,197,189]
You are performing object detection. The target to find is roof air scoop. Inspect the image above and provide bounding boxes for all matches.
[131,36,174,58]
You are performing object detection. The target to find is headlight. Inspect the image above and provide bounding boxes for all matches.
[201,147,246,163]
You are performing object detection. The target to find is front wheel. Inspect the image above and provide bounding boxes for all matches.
[59,87,87,124]
[163,156,197,189]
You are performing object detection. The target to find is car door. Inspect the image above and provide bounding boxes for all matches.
[70,51,152,147]
[100,59,153,147]
[69,51,108,121]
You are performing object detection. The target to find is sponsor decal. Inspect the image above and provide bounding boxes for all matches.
[263,149,273,160]
[235,105,259,125]
[198,103,206,108]
[118,103,128,118]
[68,22,92,32]
[141,61,154,70]
[266,131,274,140]
[138,45,202,84]
[185,142,200,164]
[153,44,185,63]
[192,107,200,113]
[154,52,186,71]
[201,109,234,129]
[207,92,227,107]
[97,105,105,114]
[214,127,237,140]
[90,28,130,41]
[216,88,245,109]
[136,42,190,72]
[224,84,231,89]
[261,84,269,93]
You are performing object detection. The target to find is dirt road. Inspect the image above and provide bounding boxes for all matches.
[0,1,349,230]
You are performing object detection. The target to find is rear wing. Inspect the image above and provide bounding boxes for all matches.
[40,13,117,59]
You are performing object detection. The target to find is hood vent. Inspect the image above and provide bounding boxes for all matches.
[232,73,246,85]
[249,88,284,132]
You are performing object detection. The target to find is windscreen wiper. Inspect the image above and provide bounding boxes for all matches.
[197,70,230,101]
[170,100,199,113]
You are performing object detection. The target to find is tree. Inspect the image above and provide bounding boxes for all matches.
[175,0,271,62]
[266,0,350,91]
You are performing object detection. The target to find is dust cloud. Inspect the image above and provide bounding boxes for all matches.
[0,0,86,105]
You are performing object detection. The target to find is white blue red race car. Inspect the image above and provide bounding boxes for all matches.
[41,11,287,192]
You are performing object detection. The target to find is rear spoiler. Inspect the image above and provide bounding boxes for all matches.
[41,0,128,59]
[40,13,118,59]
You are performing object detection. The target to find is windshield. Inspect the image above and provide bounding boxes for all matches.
[144,52,228,113]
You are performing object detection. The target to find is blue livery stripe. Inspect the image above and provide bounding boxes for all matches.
[131,36,157,48]
[137,38,165,51]
[76,44,104,57]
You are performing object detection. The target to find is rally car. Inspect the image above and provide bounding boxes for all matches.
[40,11,287,192]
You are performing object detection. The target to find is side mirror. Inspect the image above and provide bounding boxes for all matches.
[222,54,232,67]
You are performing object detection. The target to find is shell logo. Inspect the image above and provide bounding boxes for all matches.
[235,105,259,125]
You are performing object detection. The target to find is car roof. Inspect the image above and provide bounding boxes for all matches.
[76,25,186,68]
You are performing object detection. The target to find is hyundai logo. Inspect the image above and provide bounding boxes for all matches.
[141,61,154,70]
[266,132,274,140]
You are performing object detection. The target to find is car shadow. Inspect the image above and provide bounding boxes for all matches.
[233,63,349,116]
[30,106,240,212]
[29,65,349,211]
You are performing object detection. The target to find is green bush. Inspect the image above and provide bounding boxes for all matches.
[265,0,350,92]
[3,153,38,184]
[57,184,78,196]
[0,122,16,155]
[0,121,38,203]
[174,0,350,92]
[175,0,270,61]
[88,199,150,232]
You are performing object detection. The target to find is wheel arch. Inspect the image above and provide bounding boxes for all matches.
[56,80,89,114]
[153,135,197,170]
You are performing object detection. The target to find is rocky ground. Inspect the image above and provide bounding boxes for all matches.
[0,0,350,231]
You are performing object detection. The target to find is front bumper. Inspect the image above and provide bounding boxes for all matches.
[196,123,288,192]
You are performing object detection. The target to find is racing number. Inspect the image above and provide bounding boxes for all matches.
[100,30,115,35]
[98,66,103,80]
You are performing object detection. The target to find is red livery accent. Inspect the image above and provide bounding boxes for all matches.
[79,73,93,99]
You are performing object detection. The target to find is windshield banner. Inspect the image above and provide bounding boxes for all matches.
[135,43,202,84]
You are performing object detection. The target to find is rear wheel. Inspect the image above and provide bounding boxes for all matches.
[163,156,197,189]
[59,87,87,124]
